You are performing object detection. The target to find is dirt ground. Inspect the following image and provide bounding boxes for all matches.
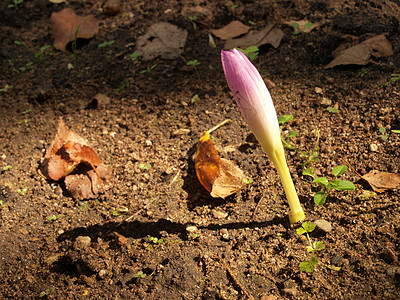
[1,0,400,299]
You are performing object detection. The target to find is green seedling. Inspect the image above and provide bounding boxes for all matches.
[138,163,151,170]
[14,40,28,48]
[392,129,400,134]
[248,20,255,25]
[139,64,157,74]
[378,127,389,141]
[16,188,27,195]
[35,45,51,62]
[22,109,32,115]
[303,165,355,206]
[291,21,314,36]
[128,50,141,62]
[0,85,13,93]
[388,73,400,83]
[299,129,320,168]
[47,214,62,221]
[242,178,253,184]
[297,221,340,273]
[71,17,90,56]
[0,200,5,207]
[190,94,199,104]
[188,15,198,29]
[186,59,200,67]
[148,236,163,244]
[114,81,129,94]
[98,40,115,48]
[359,68,367,77]
[8,0,23,8]
[326,106,338,113]
[237,46,259,61]
[133,271,146,279]
[39,287,55,298]
[278,114,298,149]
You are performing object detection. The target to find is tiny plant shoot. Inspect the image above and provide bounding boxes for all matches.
[303,165,355,206]
[221,48,305,224]
[297,221,340,272]
[237,45,259,61]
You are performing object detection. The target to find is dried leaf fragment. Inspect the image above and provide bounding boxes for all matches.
[50,8,99,52]
[325,33,393,69]
[224,24,284,50]
[40,118,111,199]
[195,120,245,198]
[211,21,250,40]
[136,22,188,61]
[361,170,400,193]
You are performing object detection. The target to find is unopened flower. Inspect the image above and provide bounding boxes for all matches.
[221,48,305,224]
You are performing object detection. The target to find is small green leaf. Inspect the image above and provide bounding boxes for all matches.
[302,167,315,178]
[327,107,338,113]
[242,178,253,184]
[379,127,386,134]
[98,40,115,48]
[332,165,348,177]
[291,22,299,29]
[304,21,314,28]
[138,163,151,170]
[278,114,294,124]
[313,177,329,187]
[296,227,306,235]
[313,240,325,251]
[327,265,341,271]
[2,165,12,171]
[392,129,400,134]
[288,130,298,138]
[314,191,327,206]
[299,256,318,273]
[129,51,140,62]
[186,59,200,66]
[301,221,316,233]
[334,180,356,191]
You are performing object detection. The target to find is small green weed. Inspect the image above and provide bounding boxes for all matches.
[303,165,355,206]
[278,114,298,149]
[297,221,340,273]
[8,0,23,9]
[35,45,51,62]
[47,214,63,221]
[138,163,151,170]
[186,59,200,67]
[326,106,338,113]
[0,85,13,93]
[149,236,163,244]
[98,40,115,48]
[379,127,389,141]
[128,50,141,62]
[139,64,157,74]
[237,46,259,61]
[388,73,400,83]
[133,271,146,279]
[39,287,55,298]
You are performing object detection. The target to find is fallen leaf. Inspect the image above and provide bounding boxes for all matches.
[136,22,188,61]
[362,34,393,58]
[211,21,250,40]
[224,24,284,50]
[195,120,245,198]
[283,20,318,34]
[40,118,112,199]
[361,170,400,193]
[325,34,393,69]
[50,8,99,52]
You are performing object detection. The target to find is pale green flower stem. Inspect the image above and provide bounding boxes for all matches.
[268,142,305,224]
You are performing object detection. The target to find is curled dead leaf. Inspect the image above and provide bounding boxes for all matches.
[50,8,99,52]
[195,120,246,199]
[224,24,284,50]
[361,170,400,193]
[211,21,250,40]
[136,22,188,61]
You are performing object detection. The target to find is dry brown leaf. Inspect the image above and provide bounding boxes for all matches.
[50,8,99,52]
[211,21,250,40]
[362,34,393,58]
[40,118,112,200]
[136,22,188,61]
[195,121,246,199]
[224,24,284,50]
[325,33,393,69]
[361,170,400,193]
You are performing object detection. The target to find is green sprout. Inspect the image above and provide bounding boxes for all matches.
[35,45,51,62]
[47,214,62,221]
[190,94,199,104]
[378,127,389,141]
[303,165,355,206]
[139,64,157,74]
[128,50,141,62]
[149,236,163,244]
[242,178,253,184]
[278,114,298,149]
[16,188,27,195]
[388,73,400,83]
[39,287,55,298]
[1,165,12,171]
[8,0,23,8]
[133,271,146,279]
[297,221,340,273]
[114,80,129,94]
[0,200,5,208]
[392,129,400,134]
[186,59,200,67]
[138,163,151,170]
[291,21,314,36]
[71,17,90,56]
[326,106,338,113]
[237,46,259,61]
[0,85,13,93]
[98,40,115,48]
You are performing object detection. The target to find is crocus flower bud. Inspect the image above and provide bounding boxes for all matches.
[221,48,305,224]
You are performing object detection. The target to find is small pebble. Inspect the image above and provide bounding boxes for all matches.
[370,143,378,152]
[186,226,198,233]
[172,128,191,136]
[98,269,108,279]
[220,228,229,241]
[212,209,228,219]
[314,219,332,233]
[145,140,153,146]
[315,87,323,94]
[321,97,332,106]
[74,236,91,250]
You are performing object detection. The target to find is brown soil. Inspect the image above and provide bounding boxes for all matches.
[1,0,400,299]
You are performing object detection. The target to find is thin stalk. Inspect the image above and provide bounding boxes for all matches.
[269,142,305,224]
